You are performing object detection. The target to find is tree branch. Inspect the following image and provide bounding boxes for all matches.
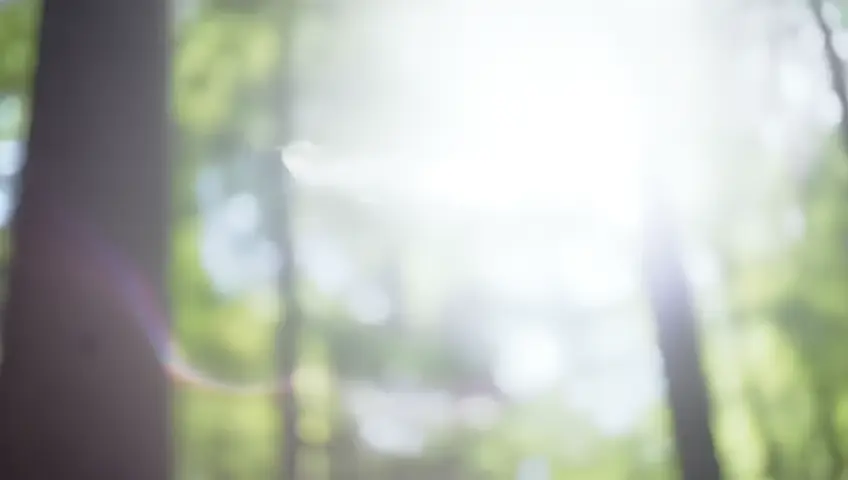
[810,0,848,151]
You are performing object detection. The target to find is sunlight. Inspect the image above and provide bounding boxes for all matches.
[516,457,551,480]
[282,8,663,230]
[280,0,715,441]
[0,140,22,176]
[492,325,565,400]
[285,54,649,230]
[433,26,646,225]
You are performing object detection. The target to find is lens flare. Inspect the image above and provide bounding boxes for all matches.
[47,206,288,396]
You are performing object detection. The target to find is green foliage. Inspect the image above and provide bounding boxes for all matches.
[0,0,39,95]
[715,132,848,478]
[174,11,284,143]
[176,388,279,479]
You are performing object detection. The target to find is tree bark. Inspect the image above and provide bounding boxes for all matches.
[0,1,169,478]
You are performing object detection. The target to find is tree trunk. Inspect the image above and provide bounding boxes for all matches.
[642,186,722,480]
[0,0,169,478]
[810,0,848,151]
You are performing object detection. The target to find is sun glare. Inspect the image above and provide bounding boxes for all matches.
[280,0,714,438]
[492,325,566,400]
[283,5,672,232]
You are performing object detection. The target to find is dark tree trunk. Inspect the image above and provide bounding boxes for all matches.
[810,0,848,151]
[0,0,169,478]
[643,187,721,480]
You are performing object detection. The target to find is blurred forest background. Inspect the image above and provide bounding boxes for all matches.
[5,0,848,478]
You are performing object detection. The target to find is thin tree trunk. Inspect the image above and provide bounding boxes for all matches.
[329,420,360,480]
[269,0,301,477]
[0,0,169,478]
[642,186,722,480]
[261,152,303,480]
[810,0,848,150]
